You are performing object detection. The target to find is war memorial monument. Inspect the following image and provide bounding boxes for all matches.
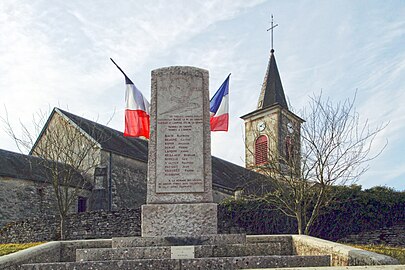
[1,66,400,269]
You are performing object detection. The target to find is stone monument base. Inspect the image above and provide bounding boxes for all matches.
[141,203,217,237]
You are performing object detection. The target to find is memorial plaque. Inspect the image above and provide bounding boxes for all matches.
[171,246,195,259]
[155,74,205,193]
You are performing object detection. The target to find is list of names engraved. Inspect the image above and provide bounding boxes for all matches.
[156,77,204,193]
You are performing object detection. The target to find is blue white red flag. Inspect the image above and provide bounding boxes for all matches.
[210,74,230,131]
[110,58,150,139]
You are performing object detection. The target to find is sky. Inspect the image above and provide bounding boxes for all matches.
[0,0,404,191]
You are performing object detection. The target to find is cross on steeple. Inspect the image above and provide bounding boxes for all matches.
[267,14,278,52]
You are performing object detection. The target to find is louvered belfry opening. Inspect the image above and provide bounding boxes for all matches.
[255,135,268,165]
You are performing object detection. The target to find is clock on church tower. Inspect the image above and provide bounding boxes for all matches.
[240,46,304,172]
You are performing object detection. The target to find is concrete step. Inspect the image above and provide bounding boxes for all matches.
[112,234,246,248]
[23,255,331,270]
[76,242,293,261]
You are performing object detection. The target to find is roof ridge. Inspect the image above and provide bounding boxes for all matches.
[56,107,148,143]
[57,108,122,135]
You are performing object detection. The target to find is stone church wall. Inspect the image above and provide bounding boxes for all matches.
[0,176,91,228]
[244,110,279,169]
[100,151,148,210]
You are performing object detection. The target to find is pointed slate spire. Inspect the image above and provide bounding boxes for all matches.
[257,49,288,110]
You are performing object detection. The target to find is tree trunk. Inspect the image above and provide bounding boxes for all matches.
[60,215,66,240]
[296,214,303,235]
[304,187,325,235]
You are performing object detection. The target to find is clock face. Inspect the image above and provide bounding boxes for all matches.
[257,121,266,132]
[287,122,294,134]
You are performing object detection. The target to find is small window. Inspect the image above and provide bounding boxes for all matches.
[94,166,107,189]
[78,196,87,213]
[255,135,268,165]
[94,176,104,189]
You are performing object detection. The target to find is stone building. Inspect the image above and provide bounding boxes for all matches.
[0,149,92,228]
[0,108,260,228]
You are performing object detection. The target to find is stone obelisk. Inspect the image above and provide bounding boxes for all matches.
[141,66,217,237]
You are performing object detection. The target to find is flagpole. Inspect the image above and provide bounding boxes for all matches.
[110,58,130,79]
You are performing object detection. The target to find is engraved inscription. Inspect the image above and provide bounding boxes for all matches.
[156,75,204,193]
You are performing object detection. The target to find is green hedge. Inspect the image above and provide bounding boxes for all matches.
[218,185,405,240]
[218,198,297,234]
[311,186,405,240]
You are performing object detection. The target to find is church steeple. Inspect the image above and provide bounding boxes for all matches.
[241,15,304,171]
[257,49,288,110]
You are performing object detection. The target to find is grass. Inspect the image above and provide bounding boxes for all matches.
[0,242,44,256]
[351,244,405,264]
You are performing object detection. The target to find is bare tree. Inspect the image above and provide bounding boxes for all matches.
[245,92,387,235]
[1,108,106,239]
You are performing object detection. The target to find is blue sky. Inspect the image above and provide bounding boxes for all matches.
[0,1,404,190]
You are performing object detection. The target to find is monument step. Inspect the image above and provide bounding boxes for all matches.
[76,242,292,261]
[112,234,246,248]
[23,255,330,270]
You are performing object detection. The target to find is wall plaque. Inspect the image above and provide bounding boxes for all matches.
[171,246,195,259]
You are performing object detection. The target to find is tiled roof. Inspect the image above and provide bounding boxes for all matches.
[0,149,90,189]
[211,156,264,192]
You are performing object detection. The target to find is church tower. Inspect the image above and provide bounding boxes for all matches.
[241,47,304,172]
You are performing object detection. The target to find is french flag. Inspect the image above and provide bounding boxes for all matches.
[111,58,150,139]
[124,76,150,138]
[210,74,230,131]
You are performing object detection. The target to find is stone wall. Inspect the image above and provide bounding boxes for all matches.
[0,177,91,228]
[0,205,296,243]
[0,206,273,243]
[64,208,141,240]
[0,209,140,244]
[0,215,59,244]
[291,235,399,266]
[2,206,404,245]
